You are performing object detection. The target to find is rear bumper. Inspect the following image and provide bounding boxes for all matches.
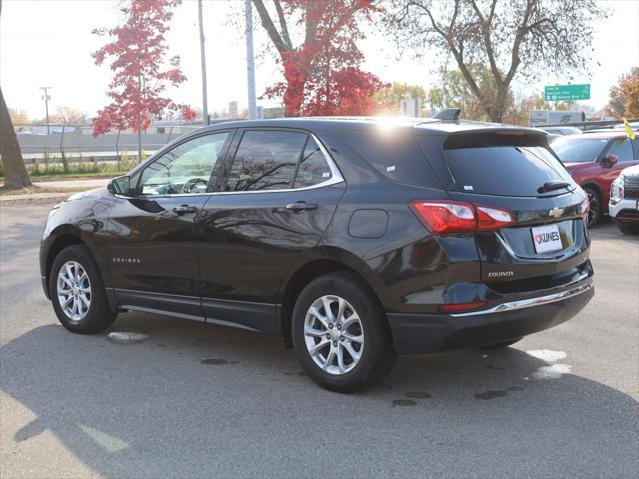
[388,281,594,355]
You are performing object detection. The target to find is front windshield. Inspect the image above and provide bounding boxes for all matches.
[552,137,607,163]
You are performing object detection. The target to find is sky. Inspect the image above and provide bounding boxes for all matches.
[1,0,638,120]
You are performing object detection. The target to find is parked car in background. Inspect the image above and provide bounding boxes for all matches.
[542,126,583,136]
[552,131,639,226]
[609,164,639,235]
[614,121,639,132]
[39,116,594,392]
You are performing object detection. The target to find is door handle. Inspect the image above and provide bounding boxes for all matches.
[173,205,198,215]
[285,201,318,212]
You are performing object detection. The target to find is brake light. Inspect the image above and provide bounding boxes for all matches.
[410,201,514,234]
[496,130,525,136]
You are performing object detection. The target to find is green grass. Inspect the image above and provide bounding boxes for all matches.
[30,171,129,181]
[1,153,136,183]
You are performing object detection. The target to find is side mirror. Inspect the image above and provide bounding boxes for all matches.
[107,175,131,196]
[603,154,618,167]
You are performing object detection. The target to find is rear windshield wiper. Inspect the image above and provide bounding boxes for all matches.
[537,181,571,194]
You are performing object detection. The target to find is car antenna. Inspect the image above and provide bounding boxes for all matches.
[431,108,462,121]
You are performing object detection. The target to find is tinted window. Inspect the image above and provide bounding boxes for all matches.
[226,130,306,191]
[443,146,573,197]
[139,132,229,195]
[338,129,440,187]
[552,137,608,163]
[293,137,333,188]
[607,138,635,163]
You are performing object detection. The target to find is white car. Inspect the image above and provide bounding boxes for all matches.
[542,126,583,136]
[609,164,639,235]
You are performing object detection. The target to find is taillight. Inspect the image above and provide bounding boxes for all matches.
[410,201,514,234]
[476,206,514,230]
[410,201,476,234]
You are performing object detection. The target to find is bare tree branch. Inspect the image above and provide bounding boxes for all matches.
[384,0,606,122]
[252,0,290,53]
[273,0,292,49]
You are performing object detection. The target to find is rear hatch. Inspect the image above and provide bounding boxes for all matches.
[417,130,591,294]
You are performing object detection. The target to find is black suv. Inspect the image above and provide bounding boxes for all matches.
[40,116,594,392]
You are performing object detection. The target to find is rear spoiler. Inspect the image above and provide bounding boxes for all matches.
[443,128,549,150]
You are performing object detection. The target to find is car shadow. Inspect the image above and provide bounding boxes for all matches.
[1,315,638,478]
[588,218,638,242]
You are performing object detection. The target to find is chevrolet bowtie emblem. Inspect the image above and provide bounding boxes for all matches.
[549,207,564,218]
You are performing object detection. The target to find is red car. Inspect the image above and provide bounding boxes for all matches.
[552,131,639,226]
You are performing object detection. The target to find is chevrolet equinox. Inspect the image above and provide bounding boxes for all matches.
[40,114,594,392]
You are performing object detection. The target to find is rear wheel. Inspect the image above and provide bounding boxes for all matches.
[482,337,523,349]
[583,186,601,227]
[50,245,116,334]
[616,222,639,235]
[292,272,396,393]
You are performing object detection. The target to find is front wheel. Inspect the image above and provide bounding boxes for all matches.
[292,272,396,393]
[50,245,117,334]
[583,186,601,227]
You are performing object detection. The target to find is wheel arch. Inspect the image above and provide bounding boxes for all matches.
[581,181,606,214]
[44,227,101,295]
[278,248,385,339]
[581,181,603,200]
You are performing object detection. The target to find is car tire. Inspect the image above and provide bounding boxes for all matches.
[291,272,396,393]
[482,337,523,349]
[49,245,117,334]
[583,186,601,227]
[616,222,639,235]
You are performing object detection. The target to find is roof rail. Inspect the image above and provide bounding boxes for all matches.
[431,108,461,121]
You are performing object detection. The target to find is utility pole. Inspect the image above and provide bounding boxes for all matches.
[137,76,143,164]
[39,86,51,134]
[197,0,209,125]
[244,0,257,120]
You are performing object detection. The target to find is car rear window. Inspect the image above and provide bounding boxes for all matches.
[552,137,608,163]
[434,139,573,197]
[337,128,441,188]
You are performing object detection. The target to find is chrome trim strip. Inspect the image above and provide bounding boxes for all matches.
[116,133,345,199]
[204,317,260,332]
[450,282,593,317]
[116,287,200,299]
[121,304,260,332]
[121,305,205,322]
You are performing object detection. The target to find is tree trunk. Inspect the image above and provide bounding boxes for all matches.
[0,86,31,188]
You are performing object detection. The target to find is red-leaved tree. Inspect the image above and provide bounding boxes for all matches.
[92,0,194,157]
[253,0,386,116]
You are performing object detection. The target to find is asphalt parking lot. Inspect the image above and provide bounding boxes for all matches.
[1,203,638,478]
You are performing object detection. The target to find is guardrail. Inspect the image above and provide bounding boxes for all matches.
[13,121,229,164]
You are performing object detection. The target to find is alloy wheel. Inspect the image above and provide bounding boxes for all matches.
[57,260,92,322]
[303,295,364,375]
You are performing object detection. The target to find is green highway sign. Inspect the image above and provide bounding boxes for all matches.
[544,84,590,101]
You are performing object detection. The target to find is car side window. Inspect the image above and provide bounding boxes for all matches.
[226,130,306,191]
[138,132,230,195]
[293,136,333,188]
[607,138,635,163]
